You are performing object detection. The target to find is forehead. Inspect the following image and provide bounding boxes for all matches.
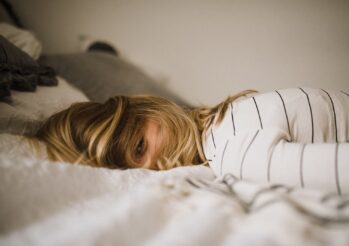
[143,120,167,141]
[145,120,158,129]
[143,120,162,137]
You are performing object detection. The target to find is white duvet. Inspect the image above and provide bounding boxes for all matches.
[1,134,349,246]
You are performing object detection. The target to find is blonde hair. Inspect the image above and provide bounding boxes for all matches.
[34,91,255,170]
[190,90,257,143]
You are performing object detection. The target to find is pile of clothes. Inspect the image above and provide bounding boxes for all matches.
[0,23,57,100]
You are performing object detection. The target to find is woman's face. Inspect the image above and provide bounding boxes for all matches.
[134,120,164,169]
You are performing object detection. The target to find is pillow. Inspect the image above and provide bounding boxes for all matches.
[0,76,89,136]
[0,22,42,59]
[39,52,190,107]
[0,35,57,99]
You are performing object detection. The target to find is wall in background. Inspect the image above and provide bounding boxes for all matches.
[11,0,349,105]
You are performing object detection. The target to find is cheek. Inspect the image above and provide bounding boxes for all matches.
[147,136,166,168]
[155,128,168,155]
[149,125,165,153]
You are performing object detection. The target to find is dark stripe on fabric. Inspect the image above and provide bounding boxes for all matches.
[240,130,259,179]
[220,140,230,176]
[315,193,349,211]
[341,91,349,97]
[249,185,292,207]
[299,88,314,143]
[230,103,236,136]
[252,97,263,129]
[321,89,338,142]
[185,178,202,189]
[275,90,292,141]
[267,143,277,183]
[335,143,342,196]
[211,128,216,149]
[299,144,306,188]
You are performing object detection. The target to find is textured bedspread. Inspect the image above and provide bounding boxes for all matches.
[0,137,349,246]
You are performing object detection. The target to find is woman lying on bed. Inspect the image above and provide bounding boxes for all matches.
[32,88,349,194]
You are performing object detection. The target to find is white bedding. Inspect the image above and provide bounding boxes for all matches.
[1,134,349,246]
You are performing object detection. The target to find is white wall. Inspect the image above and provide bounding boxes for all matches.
[11,0,349,105]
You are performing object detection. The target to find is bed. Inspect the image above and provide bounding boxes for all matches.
[1,7,349,246]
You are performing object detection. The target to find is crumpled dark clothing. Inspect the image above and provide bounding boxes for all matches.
[0,35,58,100]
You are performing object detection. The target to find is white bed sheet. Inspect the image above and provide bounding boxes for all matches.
[0,135,349,246]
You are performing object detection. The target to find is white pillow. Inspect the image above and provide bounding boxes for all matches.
[0,77,89,136]
[0,22,42,60]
